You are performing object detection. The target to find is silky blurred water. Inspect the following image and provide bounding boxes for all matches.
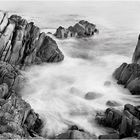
[1,0,140,137]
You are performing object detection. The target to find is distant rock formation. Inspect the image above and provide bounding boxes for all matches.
[54,20,98,39]
[0,11,64,68]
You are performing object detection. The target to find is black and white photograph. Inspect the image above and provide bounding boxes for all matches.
[0,0,139,139]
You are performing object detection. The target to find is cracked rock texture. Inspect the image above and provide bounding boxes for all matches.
[0,12,64,68]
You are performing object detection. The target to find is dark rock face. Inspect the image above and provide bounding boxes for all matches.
[113,35,140,95]
[36,36,64,63]
[0,11,65,139]
[96,104,140,139]
[0,61,43,138]
[113,62,140,95]
[54,20,98,39]
[0,12,64,68]
[132,35,140,64]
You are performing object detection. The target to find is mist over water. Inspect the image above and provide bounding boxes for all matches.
[2,0,140,137]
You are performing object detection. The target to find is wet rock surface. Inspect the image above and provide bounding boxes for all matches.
[113,35,140,95]
[55,125,97,139]
[113,62,140,95]
[85,91,102,100]
[0,11,65,139]
[54,20,99,39]
[0,12,64,68]
[96,104,140,139]
[0,61,43,138]
[106,100,121,107]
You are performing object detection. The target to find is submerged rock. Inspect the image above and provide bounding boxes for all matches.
[0,12,64,68]
[106,100,121,107]
[104,81,111,86]
[56,125,97,139]
[84,91,102,100]
[99,133,120,139]
[54,20,98,39]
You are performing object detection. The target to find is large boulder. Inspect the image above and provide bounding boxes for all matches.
[126,78,140,95]
[113,62,140,94]
[0,12,64,68]
[54,20,98,39]
[36,36,64,62]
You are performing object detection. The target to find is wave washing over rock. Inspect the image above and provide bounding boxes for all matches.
[54,20,98,39]
[0,10,64,139]
[0,3,140,139]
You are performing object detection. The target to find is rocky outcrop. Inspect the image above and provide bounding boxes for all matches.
[0,61,43,138]
[96,104,140,139]
[113,35,140,95]
[54,20,98,39]
[0,12,64,68]
[0,11,65,139]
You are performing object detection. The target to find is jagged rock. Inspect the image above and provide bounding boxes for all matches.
[54,20,98,39]
[132,34,140,64]
[0,61,43,138]
[117,64,140,85]
[0,12,64,68]
[113,62,140,94]
[0,12,8,33]
[0,92,43,138]
[0,61,23,92]
[54,26,68,39]
[96,104,140,139]
[0,83,9,99]
[96,108,122,129]
[36,36,64,62]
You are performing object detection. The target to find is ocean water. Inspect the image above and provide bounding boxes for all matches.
[1,0,140,137]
